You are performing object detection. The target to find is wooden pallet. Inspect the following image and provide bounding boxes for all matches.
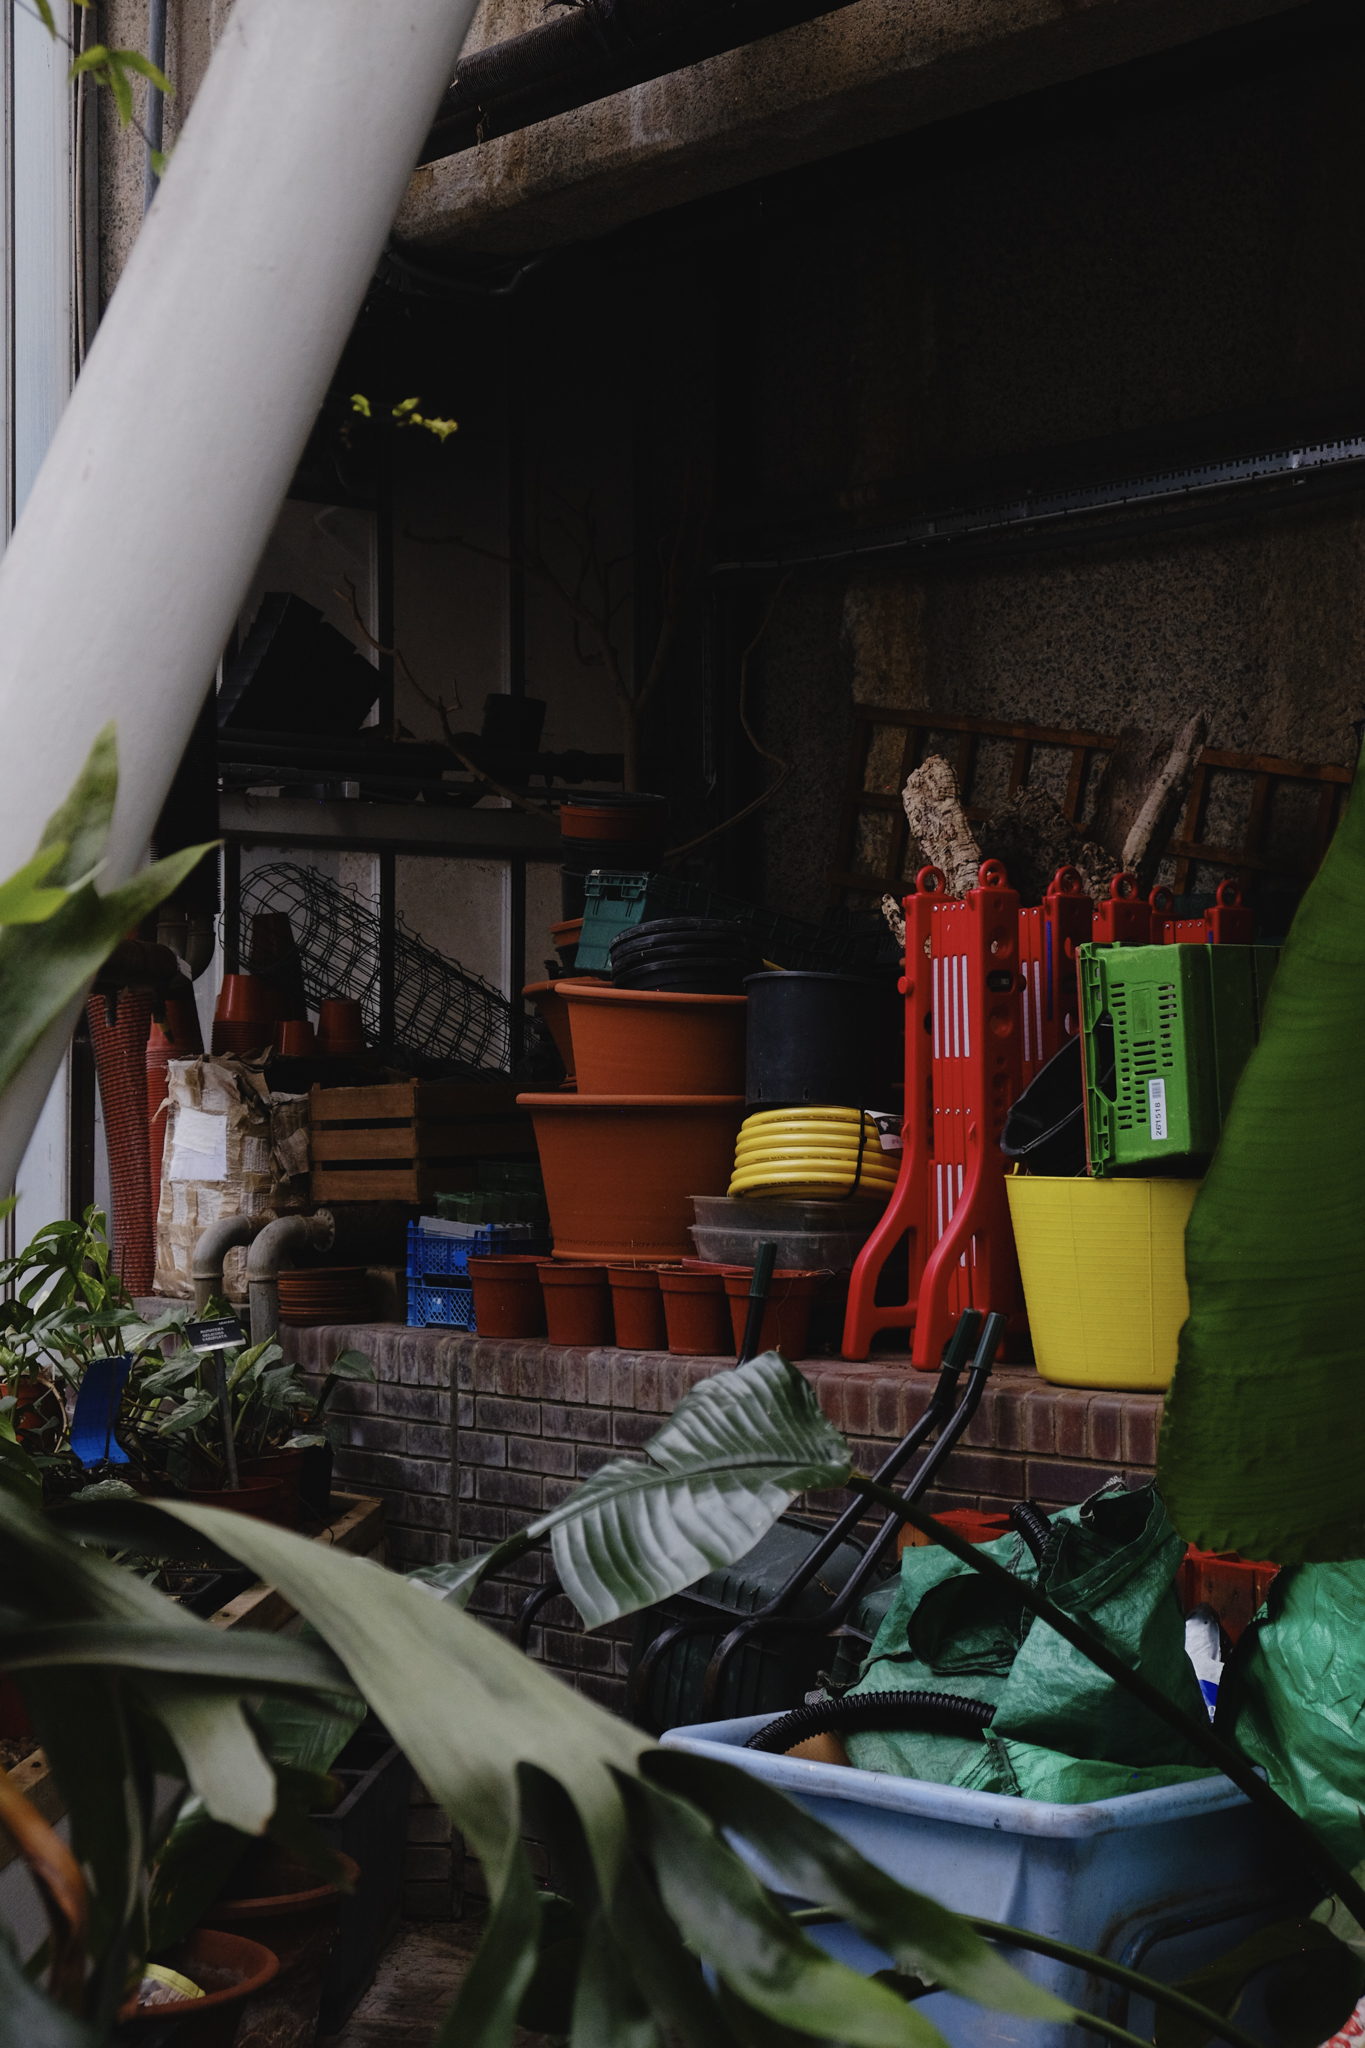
[310,1079,534,1204]
[829,707,1353,901]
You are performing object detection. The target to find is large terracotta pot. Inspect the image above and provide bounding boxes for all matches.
[557,984,746,1096]
[120,1929,279,2045]
[607,1265,667,1350]
[521,975,602,1085]
[721,1268,822,1359]
[205,1847,360,1984]
[468,1254,546,1338]
[517,1093,745,1262]
[538,1263,613,1346]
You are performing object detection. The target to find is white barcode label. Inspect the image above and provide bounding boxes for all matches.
[1148,1077,1168,1140]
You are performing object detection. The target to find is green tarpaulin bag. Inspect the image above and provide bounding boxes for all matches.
[844,1481,1213,1798]
[1218,1559,1365,1868]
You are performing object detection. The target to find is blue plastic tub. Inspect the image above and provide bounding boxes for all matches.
[662,1714,1306,2044]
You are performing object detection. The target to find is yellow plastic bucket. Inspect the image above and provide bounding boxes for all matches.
[1005,1175,1201,1392]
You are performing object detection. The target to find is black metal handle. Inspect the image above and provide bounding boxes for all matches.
[737,1240,778,1363]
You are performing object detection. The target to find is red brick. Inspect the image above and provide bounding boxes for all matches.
[1122,1397,1161,1470]
[613,1411,661,1449]
[813,1372,845,1430]
[562,1352,588,1403]
[539,1351,565,1402]
[898,1377,934,1435]
[587,1353,613,1406]
[1025,1457,1101,1505]
[542,1402,611,1444]
[610,1356,635,1407]
[476,1468,543,1509]
[457,1429,506,1468]
[634,1357,661,1413]
[1024,1390,1056,1454]
[871,1375,902,1439]
[509,1436,576,1476]
[939,1448,1025,1498]
[1089,1396,1124,1464]
[988,1387,1027,1451]
[661,1359,691,1410]
[1054,1391,1092,1460]
[477,1395,541,1435]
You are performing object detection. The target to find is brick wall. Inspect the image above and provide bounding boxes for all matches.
[284,1325,1164,1720]
[282,1324,1166,1914]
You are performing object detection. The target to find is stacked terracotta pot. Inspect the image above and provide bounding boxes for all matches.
[513,983,748,1345]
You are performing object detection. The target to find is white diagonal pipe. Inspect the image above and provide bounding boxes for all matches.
[0,0,478,1191]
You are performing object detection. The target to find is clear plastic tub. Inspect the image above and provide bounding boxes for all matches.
[689,1194,884,1272]
[662,1712,1304,2045]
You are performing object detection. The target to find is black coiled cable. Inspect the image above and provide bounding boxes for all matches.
[744,1689,996,1755]
[1008,1498,1053,1568]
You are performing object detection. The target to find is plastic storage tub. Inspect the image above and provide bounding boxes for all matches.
[1005,1174,1199,1390]
[663,1713,1303,2046]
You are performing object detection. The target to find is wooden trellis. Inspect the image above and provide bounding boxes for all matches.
[829,708,1353,902]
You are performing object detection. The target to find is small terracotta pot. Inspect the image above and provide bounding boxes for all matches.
[607,1265,667,1350]
[211,1020,269,1059]
[206,1847,359,1985]
[318,998,364,1042]
[560,801,666,843]
[181,1476,284,1523]
[722,1268,822,1359]
[215,973,279,1024]
[119,1928,279,2044]
[658,1266,732,1356]
[238,1449,304,1528]
[277,1019,316,1057]
[468,1254,546,1338]
[517,1093,745,1262]
[537,1262,614,1346]
[550,917,583,970]
[558,984,747,1096]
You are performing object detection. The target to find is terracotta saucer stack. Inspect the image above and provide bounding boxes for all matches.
[277,1267,371,1326]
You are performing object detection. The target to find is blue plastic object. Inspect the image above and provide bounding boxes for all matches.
[70,1354,132,1465]
[406,1222,550,1284]
[662,1713,1304,2043]
[407,1280,477,1330]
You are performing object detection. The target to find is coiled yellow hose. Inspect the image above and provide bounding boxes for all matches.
[728,1106,899,1200]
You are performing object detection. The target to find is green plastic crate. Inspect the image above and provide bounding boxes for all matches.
[1079,942,1279,1177]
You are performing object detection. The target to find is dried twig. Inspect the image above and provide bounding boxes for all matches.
[335,578,548,817]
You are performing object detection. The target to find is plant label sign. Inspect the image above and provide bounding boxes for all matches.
[186,1316,246,1352]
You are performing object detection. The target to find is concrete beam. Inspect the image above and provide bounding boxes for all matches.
[220,792,562,860]
[398,0,1304,256]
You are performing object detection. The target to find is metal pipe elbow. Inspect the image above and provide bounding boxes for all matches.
[246,1211,335,1345]
[191,1212,272,1313]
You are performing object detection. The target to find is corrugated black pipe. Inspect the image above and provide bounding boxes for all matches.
[421,0,866,160]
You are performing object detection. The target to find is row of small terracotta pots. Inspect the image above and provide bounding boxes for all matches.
[212,979,364,1059]
[469,1255,821,1358]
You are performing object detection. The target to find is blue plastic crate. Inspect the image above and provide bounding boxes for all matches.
[407,1279,477,1330]
[406,1222,549,1282]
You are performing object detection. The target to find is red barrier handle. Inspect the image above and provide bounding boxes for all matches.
[1215,879,1242,907]
[1149,884,1174,916]
[1108,872,1139,900]
[1048,865,1084,898]
[916,865,947,896]
[977,859,1009,889]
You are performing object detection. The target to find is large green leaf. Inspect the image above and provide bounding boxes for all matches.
[0,726,215,1101]
[0,1927,104,2048]
[1157,759,1365,1560]
[0,1618,350,1687]
[418,1352,852,1629]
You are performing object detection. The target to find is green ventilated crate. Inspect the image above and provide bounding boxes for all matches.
[1079,942,1279,1177]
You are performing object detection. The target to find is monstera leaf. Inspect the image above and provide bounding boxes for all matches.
[416,1350,852,1629]
[1158,759,1365,1561]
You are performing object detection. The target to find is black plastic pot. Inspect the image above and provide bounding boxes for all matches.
[744,971,901,1108]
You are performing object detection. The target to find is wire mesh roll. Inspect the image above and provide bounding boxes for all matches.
[238,861,512,1070]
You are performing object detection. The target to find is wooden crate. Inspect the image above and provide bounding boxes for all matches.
[310,1080,534,1204]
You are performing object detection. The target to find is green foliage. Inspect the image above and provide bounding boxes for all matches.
[415,1351,851,1627]
[129,1335,373,1481]
[351,390,459,443]
[1158,757,1365,1559]
[0,727,214,1107]
[0,1489,354,2030]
